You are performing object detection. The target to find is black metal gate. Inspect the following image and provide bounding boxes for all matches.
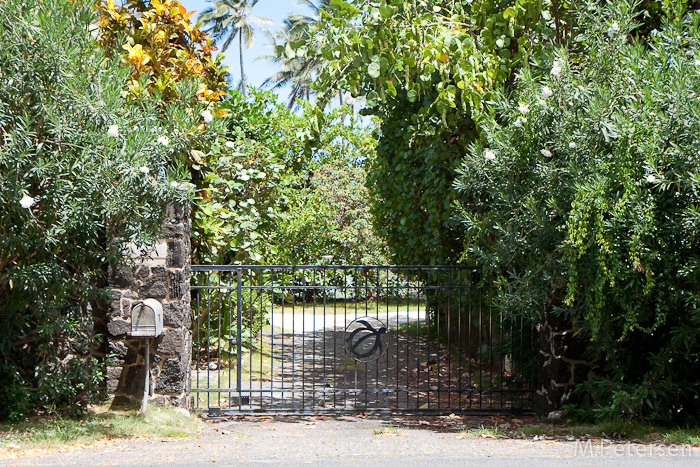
[190,265,536,414]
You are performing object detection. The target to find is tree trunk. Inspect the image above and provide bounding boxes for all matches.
[240,33,246,97]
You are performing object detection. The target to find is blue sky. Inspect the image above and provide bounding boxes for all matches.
[179,0,311,97]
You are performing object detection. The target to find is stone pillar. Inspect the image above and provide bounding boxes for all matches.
[534,312,596,414]
[106,204,192,408]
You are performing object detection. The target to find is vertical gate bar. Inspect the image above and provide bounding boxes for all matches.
[215,274,220,408]
[291,266,296,408]
[395,268,400,408]
[404,268,410,409]
[313,269,317,410]
[236,269,242,401]
[457,271,463,410]
[374,268,379,407]
[332,267,337,410]
[195,279,201,410]
[206,273,212,408]
[378,267,382,407]
[301,270,306,410]
[531,318,535,408]
[249,273,254,410]
[435,270,440,409]
[343,268,348,410]
[270,268,275,410]
[520,314,524,408]
[447,269,452,409]
[310,269,315,410]
[426,270,431,409]
[384,267,389,408]
[499,298,504,409]
[510,309,514,409]
[364,267,369,408]
[440,269,443,407]
[259,269,264,410]
[322,268,327,410]
[488,291,493,408]
[468,283,473,409]
[478,287,483,409]
[415,269,421,410]
[280,270,285,407]
[220,273,225,407]
[227,275,233,411]
[353,267,358,409]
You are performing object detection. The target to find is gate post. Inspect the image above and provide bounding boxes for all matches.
[106,203,193,409]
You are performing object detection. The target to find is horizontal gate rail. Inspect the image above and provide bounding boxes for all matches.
[190,265,536,415]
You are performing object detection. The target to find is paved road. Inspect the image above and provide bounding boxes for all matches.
[1,415,698,467]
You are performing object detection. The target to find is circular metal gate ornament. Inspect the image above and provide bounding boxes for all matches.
[345,317,388,362]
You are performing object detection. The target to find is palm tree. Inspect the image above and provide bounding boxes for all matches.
[261,0,333,108]
[199,0,272,96]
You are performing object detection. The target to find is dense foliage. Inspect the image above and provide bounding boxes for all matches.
[455,2,700,423]
[0,0,187,419]
[279,158,389,265]
[192,89,382,265]
[305,0,573,264]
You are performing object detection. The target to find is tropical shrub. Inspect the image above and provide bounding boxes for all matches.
[455,1,700,423]
[0,0,187,419]
[97,0,228,106]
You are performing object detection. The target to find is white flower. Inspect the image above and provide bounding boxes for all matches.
[610,22,620,32]
[541,149,552,157]
[569,141,577,148]
[513,119,522,128]
[542,86,553,98]
[518,103,529,114]
[19,195,35,209]
[139,166,150,174]
[171,181,180,187]
[225,141,235,149]
[201,109,213,123]
[484,149,496,160]
[538,98,548,109]
[646,174,656,183]
[157,136,169,146]
[107,125,119,138]
[496,38,505,48]
[694,59,700,66]
[551,63,562,76]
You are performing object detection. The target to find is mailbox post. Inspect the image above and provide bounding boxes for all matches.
[128,299,164,412]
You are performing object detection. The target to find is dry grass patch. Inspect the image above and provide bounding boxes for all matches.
[0,403,202,454]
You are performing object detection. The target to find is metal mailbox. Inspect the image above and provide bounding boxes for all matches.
[129,299,164,337]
